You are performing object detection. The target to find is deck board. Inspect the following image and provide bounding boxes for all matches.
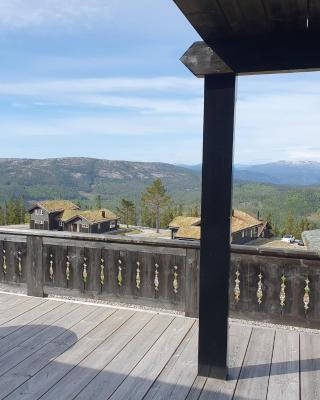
[267,330,300,400]
[233,327,275,400]
[0,292,319,400]
[300,332,320,400]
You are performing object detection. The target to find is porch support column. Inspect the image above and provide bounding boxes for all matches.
[198,73,236,379]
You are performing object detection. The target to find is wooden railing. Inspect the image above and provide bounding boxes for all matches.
[229,245,320,329]
[1,228,320,328]
[0,229,199,317]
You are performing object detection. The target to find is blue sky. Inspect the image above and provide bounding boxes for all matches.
[0,0,320,165]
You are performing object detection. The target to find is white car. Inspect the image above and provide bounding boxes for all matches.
[281,234,295,243]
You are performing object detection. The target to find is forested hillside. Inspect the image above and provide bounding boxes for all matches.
[0,158,201,208]
[0,158,320,232]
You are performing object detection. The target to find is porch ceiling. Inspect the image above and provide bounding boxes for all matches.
[173,0,319,43]
[174,1,320,75]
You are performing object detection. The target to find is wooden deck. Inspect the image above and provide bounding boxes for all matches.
[0,292,318,400]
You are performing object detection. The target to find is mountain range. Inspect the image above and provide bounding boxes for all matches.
[183,161,320,186]
[0,158,201,206]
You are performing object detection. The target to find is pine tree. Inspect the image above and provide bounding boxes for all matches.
[116,199,136,228]
[141,179,170,233]
[284,211,295,235]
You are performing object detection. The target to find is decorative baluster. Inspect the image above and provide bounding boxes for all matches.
[2,249,7,276]
[17,250,22,278]
[257,271,263,305]
[117,259,123,286]
[65,256,71,286]
[303,276,310,312]
[100,258,105,288]
[136,261,141,290]
[154,263,159,292]
[280,274,286,308]
[49,254,54,282]
[234,268,240,303]
[83,257,88,288]
[173,265,178,294]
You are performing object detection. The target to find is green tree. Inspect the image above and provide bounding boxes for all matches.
[95,194,102,209]
[141,179,170,233]
[190,205,200,217]
[117,199,136,228]
[284,211,295,236]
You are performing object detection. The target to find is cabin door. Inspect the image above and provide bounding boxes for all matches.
[71,224,78,232]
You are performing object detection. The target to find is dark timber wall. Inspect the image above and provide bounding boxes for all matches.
[1,228,320,328]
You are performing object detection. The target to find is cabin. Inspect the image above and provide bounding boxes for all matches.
[62,209,119,234]
[28,200,79,231]
[170,210,271,244]
[168,216,201,239]
[28,200,119,234]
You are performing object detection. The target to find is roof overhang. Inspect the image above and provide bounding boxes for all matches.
[174,1,320,76]
[28,204,63,214]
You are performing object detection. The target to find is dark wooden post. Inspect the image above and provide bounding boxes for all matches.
[198,73,236,379]
[26,236,44,297]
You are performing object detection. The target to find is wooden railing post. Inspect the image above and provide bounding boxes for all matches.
[185,248,200,317]
[26,236,44,297]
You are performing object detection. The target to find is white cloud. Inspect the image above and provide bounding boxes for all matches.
[234,84,320,164]
[0,0,113,30]
[0,77,201,96]
[0,76,203,115]
[0,114,202,138]
[0,0,189,37]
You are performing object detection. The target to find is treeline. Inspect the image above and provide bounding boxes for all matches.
[0,198,27,226]
[266,211,315,239]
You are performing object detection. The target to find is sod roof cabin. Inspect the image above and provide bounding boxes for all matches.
[29,200,119,234]
[170,210,271,244]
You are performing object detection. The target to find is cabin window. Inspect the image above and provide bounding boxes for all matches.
[59,221,63,227]
[110,220,116,229]
[98,223,101,229]
[82,224,89,228]
[242,231,245,238]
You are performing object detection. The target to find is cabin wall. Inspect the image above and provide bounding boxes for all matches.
[29,208,50,230]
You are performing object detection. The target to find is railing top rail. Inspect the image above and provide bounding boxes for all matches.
[0,227,200,249]
[231,244,320,260]
[0,227,319,260]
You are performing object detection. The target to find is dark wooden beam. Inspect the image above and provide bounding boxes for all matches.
[181,42,233,78]
[182,36,320,77]
[199,73,236,379]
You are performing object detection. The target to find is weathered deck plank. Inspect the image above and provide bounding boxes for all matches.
[143,321,198,400]
[0,298,59,338]
[74,313,174,400]
[199,323,252,400]
[0,293,32,309]
[267,330,300,400]
[0,302,77,358]
[233,327,275,400]
[108,317,195,400]
[2,306,117,400]
[40,311,155,400]
[0,302,88,378]
[0,296,46,325]
[0,293,317,400]
[300,332,320,400]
